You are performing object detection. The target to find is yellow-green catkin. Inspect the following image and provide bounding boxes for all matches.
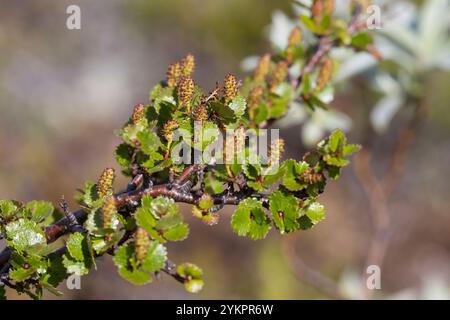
[163,119,179,141]
[247,86,264,110]
[324,0,335,16]
[167,62,182,88]
[269,138,285,166]
[286,27,302,63]
[97,168,115,198]
[132,103,145,125]
[192,104,209,121]
[234,126,246,159]
[315,57,333,92]
[181,54,195,77]
[135,227,150,263]
[270,61,289,92]
[102,196,117,229]
[223,74,238,104]
[254,54,271,82]
[311,0,324,23]
[223,133,235,164]
[312,0,334,23]
[177,76,195,110]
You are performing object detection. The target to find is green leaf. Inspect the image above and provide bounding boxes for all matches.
[0,286,6,300]
[40,279,63,297]
[351,33,373,48]
[210,101,236,121]
[269,191,301,233]
[24,201,54,223]
[297,215,314,230]
[137,130,163,156]
[77,182,100,208]
[196,121,220,150]
[343,144,361,156]
[262,164,285,186]
[46,254,68,287]
[150,196,179,218]
[141,241,167,273]
[163,223,189,241]
[115,143,134,169]
[150,83,175,103]
[63,232,94,276]
[228,95,247,118]
[253,103,269,125]
[136,207,156,234]
[323,155,349,167]
[247,180,264,191]
[328,129,345,153]
[120,267,153,285]
[156,213,183,230]
[177,262,203,279]
[177,262,204,293]
[9,267,35,282]
[62,256,89,276]
[5,219,46,253]
[113,244,153,285]
[304,201,325,224]
[307,95,329,110]
[66,232,85,261]
[282,160,309,191]
[0,200,20,219]
[243,163,261,180]
[231,198,271,240]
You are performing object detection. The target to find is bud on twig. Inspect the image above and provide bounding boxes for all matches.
[97,168,115,199]
[132,103,145,125]
[181,54,195,77]
[223,74,238,104]
[167,62,182,88]
[254,54,271,82]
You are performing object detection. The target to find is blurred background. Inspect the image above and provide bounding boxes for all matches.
[0,0,449,299]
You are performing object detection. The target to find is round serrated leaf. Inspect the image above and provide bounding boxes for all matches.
[163,223,189,241]
[269,191,301,233]
[231,198,271,240]
[141,241,167,273]
[5,219,46,253]
[305,201,325,224]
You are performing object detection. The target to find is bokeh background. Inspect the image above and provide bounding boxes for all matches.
[0,0,449,299]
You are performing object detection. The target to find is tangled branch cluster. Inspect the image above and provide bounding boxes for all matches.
[0,1,376,299]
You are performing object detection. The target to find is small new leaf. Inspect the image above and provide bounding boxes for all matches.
[231,198,271,240]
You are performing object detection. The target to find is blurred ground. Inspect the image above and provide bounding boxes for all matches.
[0,0,449,299]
